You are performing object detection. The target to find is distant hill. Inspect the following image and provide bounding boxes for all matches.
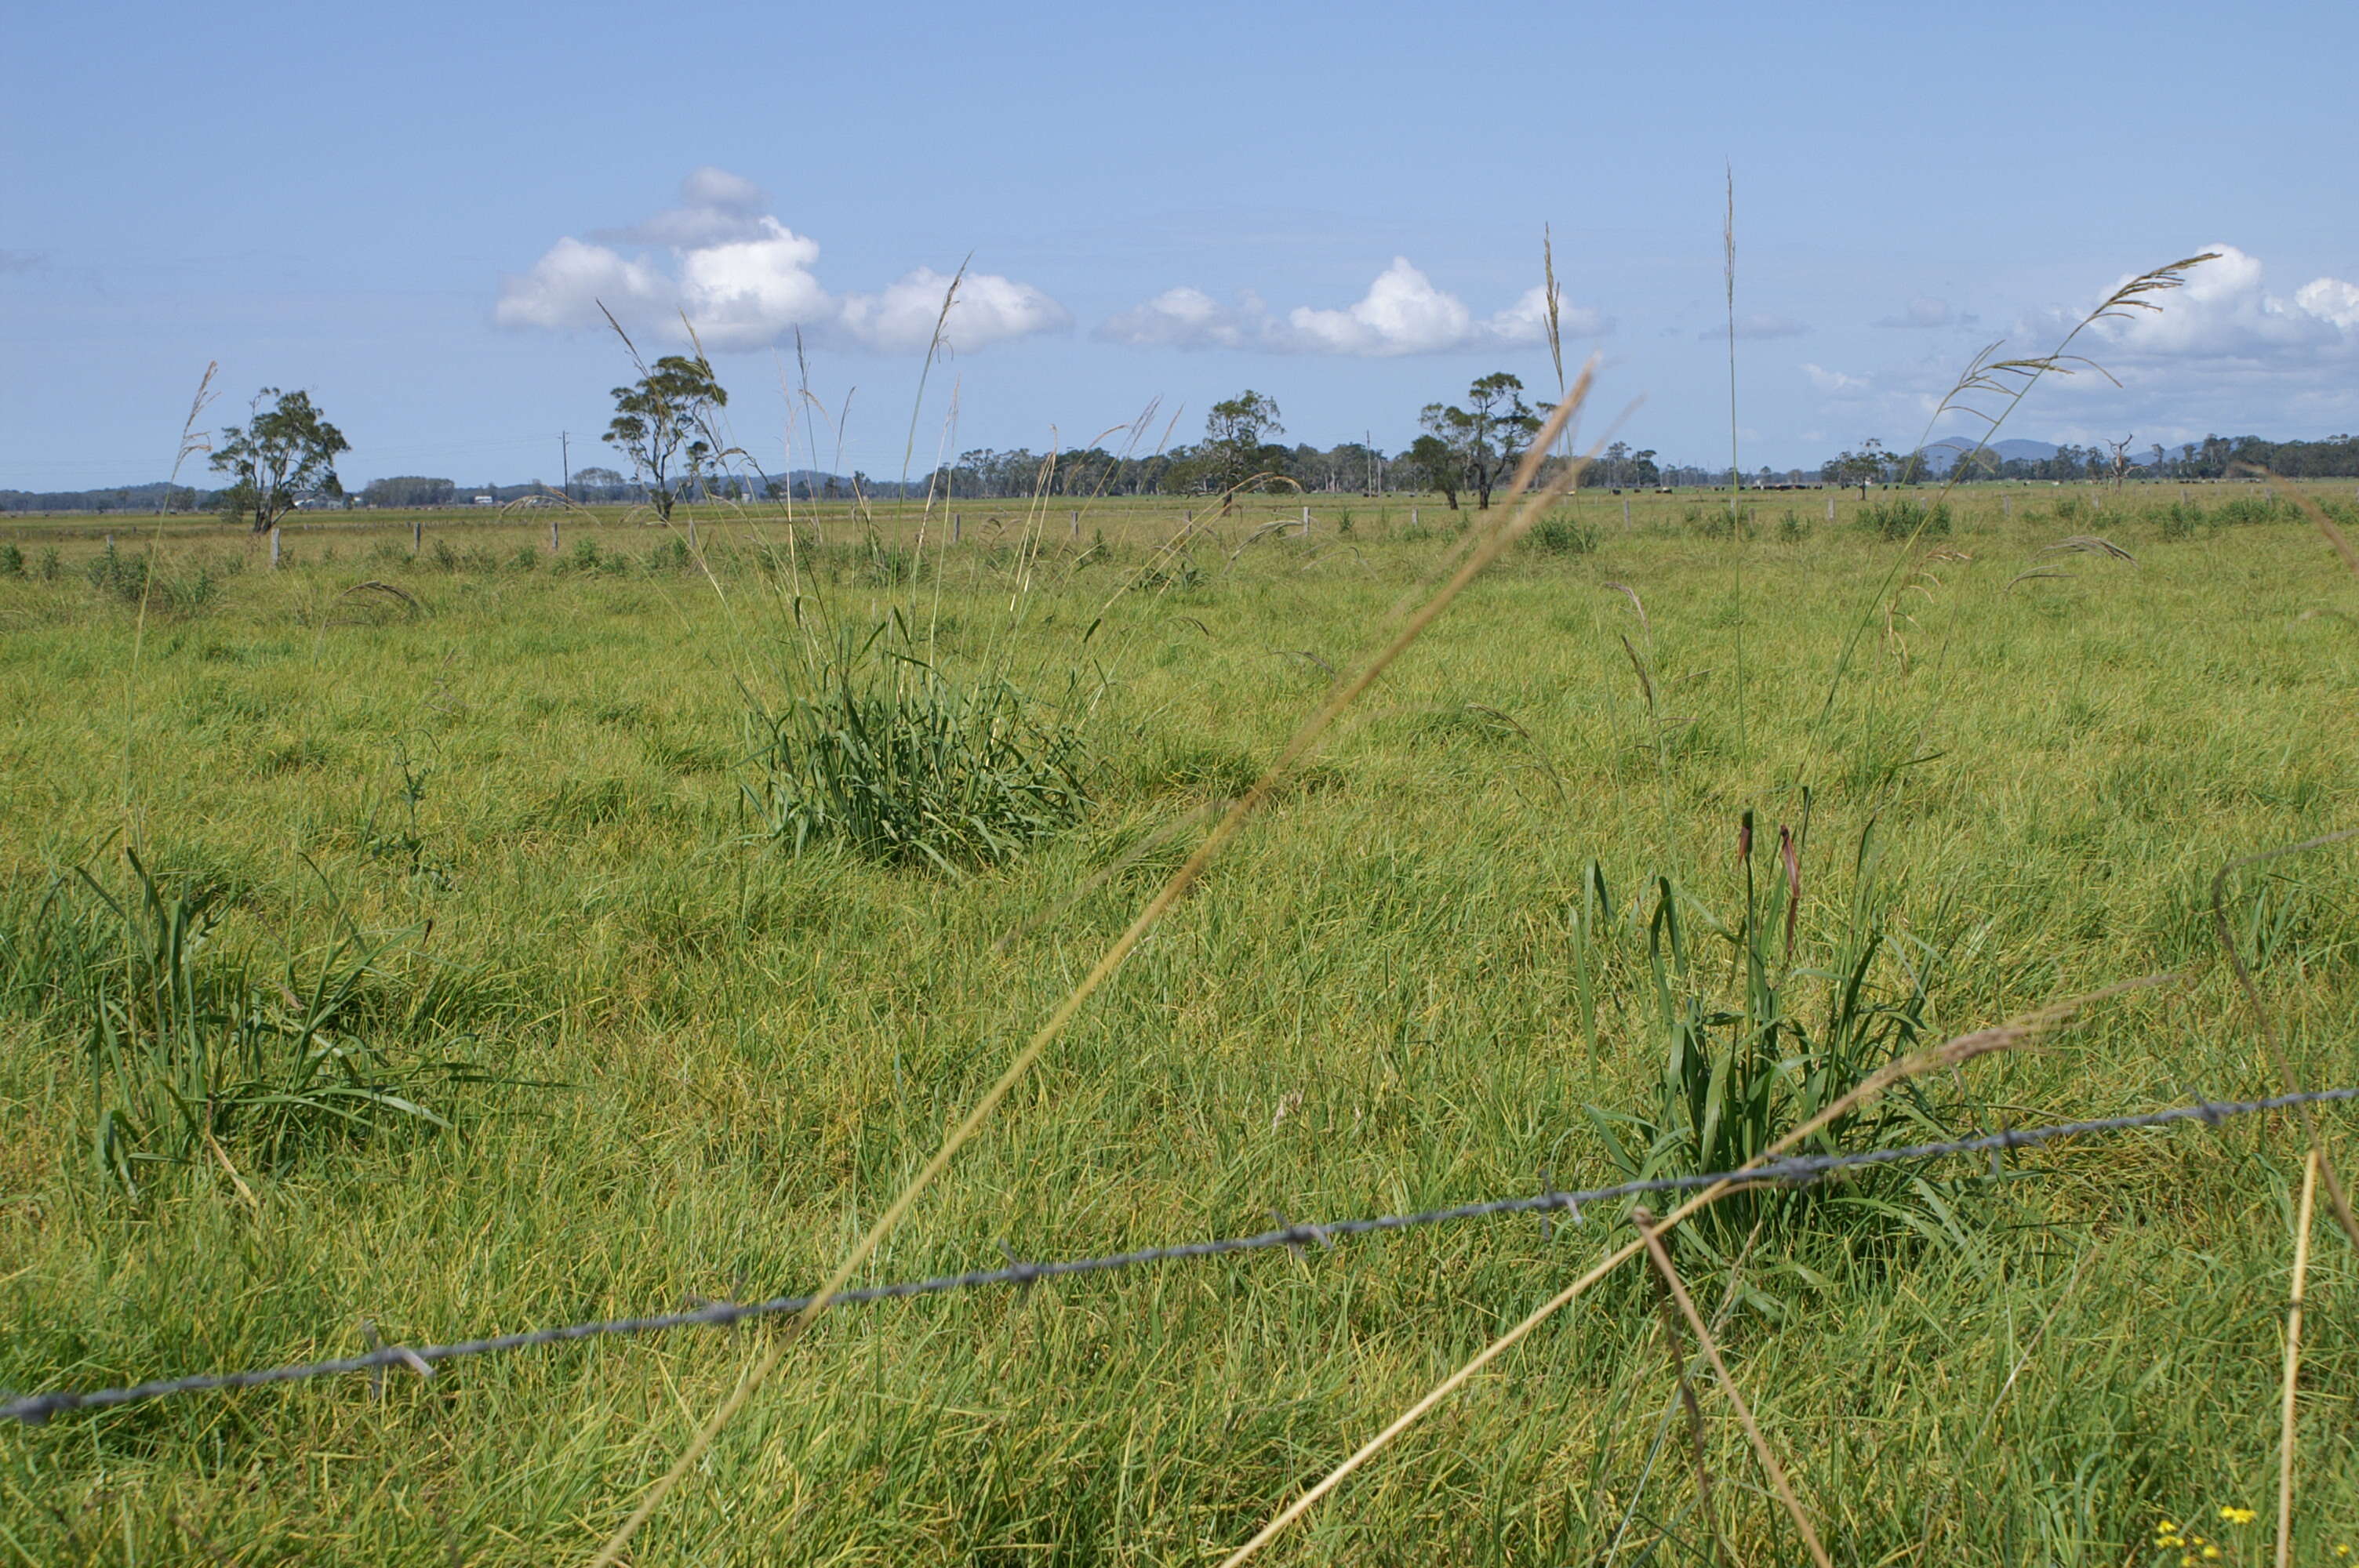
[1915,438,2059,473]
[0,480,210,514]
[1914,437,2194,473]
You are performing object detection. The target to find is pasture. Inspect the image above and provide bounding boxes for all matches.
[2,482,2356,1564]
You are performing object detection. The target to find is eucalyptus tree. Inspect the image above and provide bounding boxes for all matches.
[209,388,350,532]
[605,354,729,521]
[1418,372,1537,510]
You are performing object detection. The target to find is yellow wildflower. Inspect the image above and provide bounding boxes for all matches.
[2221,1506,2259,1526]
[2203,1548,2222,1561]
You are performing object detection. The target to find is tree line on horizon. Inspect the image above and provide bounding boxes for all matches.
[12,368,2359,517]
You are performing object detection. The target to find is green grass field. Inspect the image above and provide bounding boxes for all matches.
[2,484,2356,1564]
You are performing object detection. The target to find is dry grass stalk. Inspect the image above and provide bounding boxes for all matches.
[2277,1148,2319,1568]
[199,1124,259,1216]
[2045,534,2135,562]
[1602,580,1650,634]
[1882,561,1948,667]
[1722,166,1742,532]
[1648,1273,1732,1566]
[588,368,1604,1568]
[1543,225,1573,469]
[1543,225,1565,403]
[1910,253,2216,493]
[119,358,224,842]
[900,255,968,518]
[1632,1207,1830,1568]
[1214,978,2167,1567]
[1608,1218,1766,1564]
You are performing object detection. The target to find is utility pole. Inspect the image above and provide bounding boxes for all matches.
[559,432,571,502]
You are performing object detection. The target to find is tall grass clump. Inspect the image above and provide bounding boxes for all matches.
[2154,499,2209,540]
[85,539,218,612]
[2214,492,2297,527]
[748,612,1093,872]
[1580,815,1963,1273]
[1859,498,1952,541]
[1526,514,1599,555]
[59,855,496,1194]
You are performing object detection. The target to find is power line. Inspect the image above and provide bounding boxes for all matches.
[5,1085,2350,1426]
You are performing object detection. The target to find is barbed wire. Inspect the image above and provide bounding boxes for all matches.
[6,1084,2352,1426]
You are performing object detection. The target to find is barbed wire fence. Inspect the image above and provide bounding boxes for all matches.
[7,1084,2353,1428]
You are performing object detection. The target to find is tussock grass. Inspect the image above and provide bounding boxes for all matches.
[0,851,518,1196]
[1525,514,1599,555]
[1862,496,1953,540]
[749,617,1092,870]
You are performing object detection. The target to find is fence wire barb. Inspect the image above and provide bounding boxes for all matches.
[5,1085,2353,1426]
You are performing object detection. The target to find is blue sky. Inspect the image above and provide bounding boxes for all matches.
[5,0,2357,490]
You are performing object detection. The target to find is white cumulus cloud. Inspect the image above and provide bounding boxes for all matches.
[1280,258,1473,355]
[1487,282,1607,345]
[495,169,1067,354]
[2295,276,2359,330]
[839,267,1069,354]
[2086,244,2359,363]
[674,220,833,350]
[1099,259,1604,357]
[493,237,671,332]
[1098,285,1264,350]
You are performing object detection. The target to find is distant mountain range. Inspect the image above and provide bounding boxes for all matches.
[1914,437,2179,471]
[1914,438,2063,473]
